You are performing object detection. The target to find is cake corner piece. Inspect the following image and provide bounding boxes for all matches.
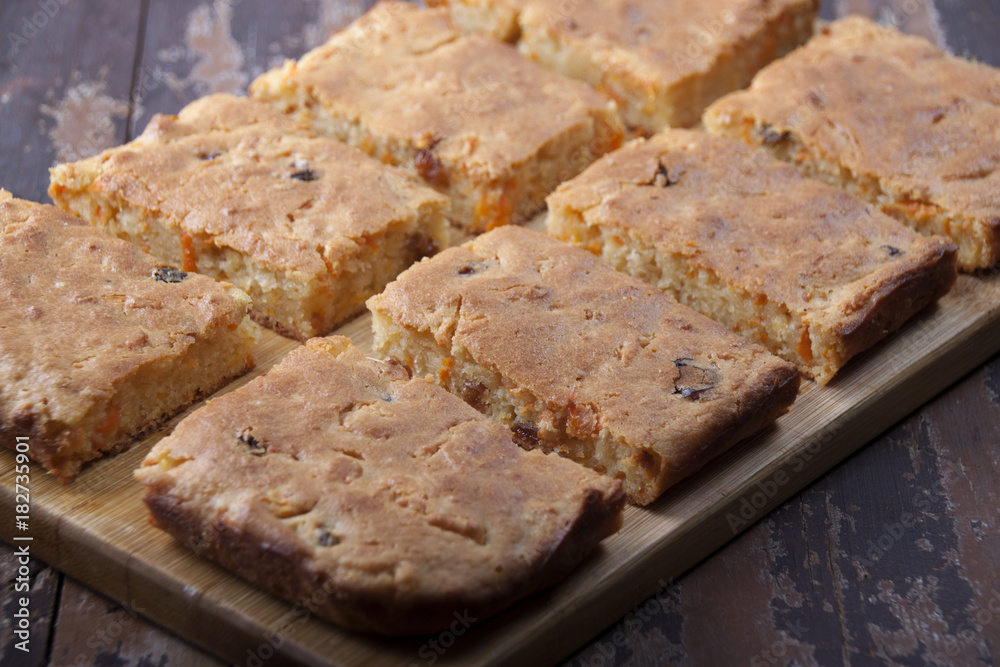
[1,194,258,482]
[135,334,624,634]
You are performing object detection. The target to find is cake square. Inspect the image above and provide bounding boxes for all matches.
[546,130,958,385]
[135,336,624,635]
[367,226,800,505]
[250,1,623,232]
[428,0,818,134]
[49,93,450,341]
[704,16,1000,270]
[0,192,259,482]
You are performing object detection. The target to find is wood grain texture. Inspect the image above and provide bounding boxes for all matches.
[47,578,223,667]
[1,1,1000,666]
[567,355,1000,666]
[130,0,375,132]
[0,0,144,202]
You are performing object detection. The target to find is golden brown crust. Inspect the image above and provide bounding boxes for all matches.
[250,2,622,231]
[704,16,1000,269]
[135,337,624,635]
[432,0,818,132]
[0,193,257,481]
[545,130,958,383]
[49,93,449,340]
[368,227,800,504]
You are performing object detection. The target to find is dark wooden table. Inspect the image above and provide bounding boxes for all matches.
[1,1,998,665]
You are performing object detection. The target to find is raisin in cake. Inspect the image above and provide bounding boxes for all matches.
[704,16,1000,270]
[368,227,799,505]
[50,93,449,340]
[135,336,624,634]
[250,1,622,232]
[546,130,957,385]
[0,191,258,481]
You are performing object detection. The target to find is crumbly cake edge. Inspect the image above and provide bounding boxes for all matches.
[2,305,258,483]
[139,465,623,634]
[369,306,799,505]
[249,44,624,232]
[49,161,450,341]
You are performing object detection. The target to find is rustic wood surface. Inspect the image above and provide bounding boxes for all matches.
[0,1,998,665]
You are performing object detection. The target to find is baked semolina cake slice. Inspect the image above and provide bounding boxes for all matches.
[0,192,258,482]
[250,1,622,232]
[135,336,624,635]
[428,0,818,134]
[50,93,449,341]
[546,130,958,385]
[704,16,1000,270]
[367,227,800,505]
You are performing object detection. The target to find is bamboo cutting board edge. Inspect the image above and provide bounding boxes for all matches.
[1,272,999,667]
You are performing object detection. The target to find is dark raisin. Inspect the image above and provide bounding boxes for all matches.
[199,150,222,161]
[153,267,188,283]
[672,358,718,400]
[760,124,791,146]
[415,148,449,188]
[457,261,486,276]
[882,245,902,257]
[316,529,340,547]
[642,160,674,187]
[634,450,657,472]
[238,428,267,456]
[461,380,488,412]
[407,233,439,262]
[291,168,319,181]
[510,422,539,449]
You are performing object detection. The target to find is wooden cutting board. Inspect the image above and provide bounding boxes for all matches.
[2,231,1000,666]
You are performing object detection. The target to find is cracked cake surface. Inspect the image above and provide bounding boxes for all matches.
[704,16,1000,270]
[429,0,818,133]
[0,191,258,481]
[135,336,624,635]
[546,130,958,385]
[368,226,799,505]
[250,1,622,232]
